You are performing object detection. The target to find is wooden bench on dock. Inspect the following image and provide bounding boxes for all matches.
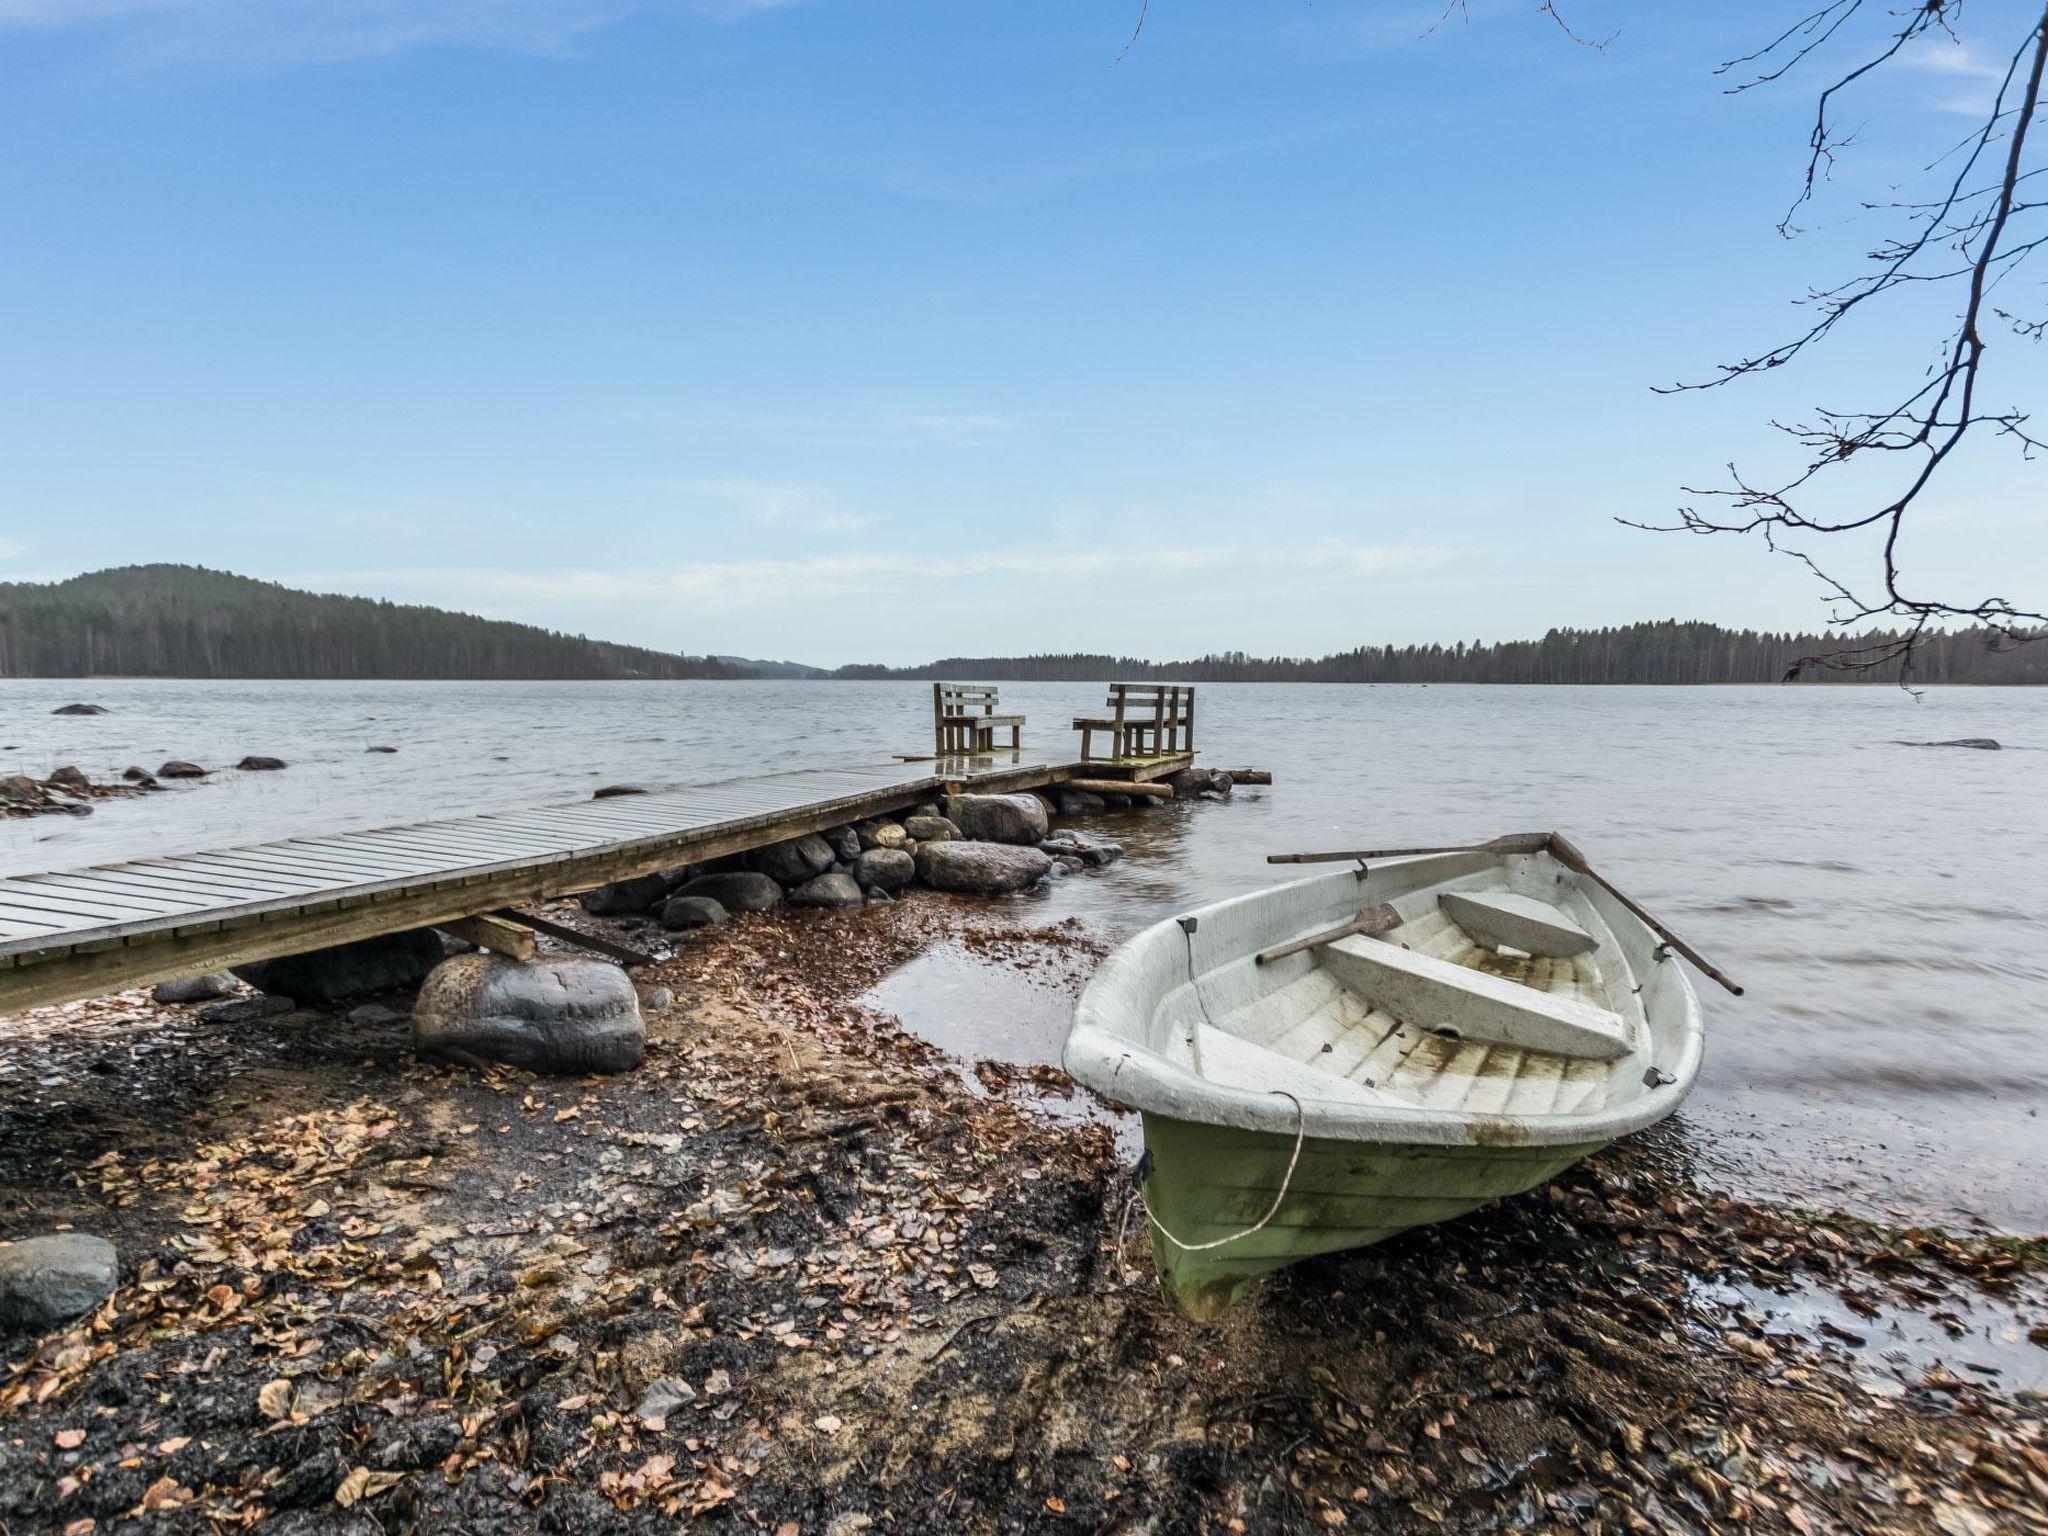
[933,683,1024,757]
[1073,683,1195,764]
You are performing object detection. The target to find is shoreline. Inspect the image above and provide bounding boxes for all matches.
[2,896,2043,1533]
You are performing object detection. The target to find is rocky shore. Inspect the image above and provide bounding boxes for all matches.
[0,799,2043,1534]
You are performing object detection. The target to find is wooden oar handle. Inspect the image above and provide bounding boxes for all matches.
[1544,836,1744,997]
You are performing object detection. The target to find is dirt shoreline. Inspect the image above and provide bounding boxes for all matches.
[2,896,2044,1534]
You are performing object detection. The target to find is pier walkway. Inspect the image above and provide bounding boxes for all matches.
[0,749,1187,1014]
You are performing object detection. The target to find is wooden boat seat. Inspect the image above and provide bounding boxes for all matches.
[1319,935,1630,1061]
[1439,890,1596,958]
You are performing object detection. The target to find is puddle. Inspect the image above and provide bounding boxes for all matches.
[857,937,1139,1152]
[1694,1275,2048,1397]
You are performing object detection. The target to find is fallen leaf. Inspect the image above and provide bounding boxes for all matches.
[257,1378,294,1422]
[53,1428,85,1450]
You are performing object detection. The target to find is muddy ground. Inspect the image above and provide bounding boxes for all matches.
[1,894,2045,1535]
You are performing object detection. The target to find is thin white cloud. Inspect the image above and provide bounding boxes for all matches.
[0,0,793,67]
[0,538,25,560]
[730,407,1020,450]
[287,539,1461,613]
[684,478,873,533]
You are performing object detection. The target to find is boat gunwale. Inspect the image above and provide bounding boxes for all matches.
[1064,851,1705,1149]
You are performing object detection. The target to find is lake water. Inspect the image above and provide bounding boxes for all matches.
[3,679,2044,1234]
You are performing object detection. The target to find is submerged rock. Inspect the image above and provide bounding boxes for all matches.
[366,745,399,754]
[1054,789,1108,817]
[659,895,730,931]
[233,929,445,1005]
[413,953,644,1075]
[120,766,158,787]
[237,755,287,771]
[852,847,916,892]
[672,870,784,913]
[789,871,864,907]
[51,703,108,716]
[748,834,836,886]
[0,1234,118,1335]
[151,971,238,1005]
[1042,831,1123,868]
[943,793,1050,845]
[593,784,648,798]
[158,760,208,779]
[1896,738,2002,751]
[579,872,677,917]
[914,841,1052,896]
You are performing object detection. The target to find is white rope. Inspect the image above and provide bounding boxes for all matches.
[1126,1090,1307,1257]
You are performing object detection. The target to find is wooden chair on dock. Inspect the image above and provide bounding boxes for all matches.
[933,683,1025,756]
[1073,683,1195,763]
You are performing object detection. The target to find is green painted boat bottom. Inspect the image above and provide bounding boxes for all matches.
[1140,1114,1606,1318]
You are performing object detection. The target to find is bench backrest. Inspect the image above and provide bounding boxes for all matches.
[936,683,1001,717]
[1104,683,1192,714]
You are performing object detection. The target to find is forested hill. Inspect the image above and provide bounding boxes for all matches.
[831,621,2046,685]
[0,566,749,680]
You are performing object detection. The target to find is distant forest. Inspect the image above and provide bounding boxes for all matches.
[829,621,2047,685]
[0,565,747,680]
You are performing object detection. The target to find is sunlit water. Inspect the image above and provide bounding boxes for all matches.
[3,679,2043,1233]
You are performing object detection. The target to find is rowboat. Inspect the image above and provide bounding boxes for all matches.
[1063,833,1722,1317]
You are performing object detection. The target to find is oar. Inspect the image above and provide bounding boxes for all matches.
[1541,834,1744,997]
[1253,903,1400,966]
[1266,832,1553,865]
[1266,831,1745,997]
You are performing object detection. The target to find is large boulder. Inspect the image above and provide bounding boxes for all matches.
[852,847,916,892]
[902,815,959,843]
[152,971,238,1005]
[789,871,864,908]
[748,834,836,885]
[914,842,1052,896]
[944,793,1050,845]
[579,872,676,916]
[0,1234,118,1335]
[413,954,644,1075]
[233,929,446,1005]
[659,895,729,931]
[672,870,784,914]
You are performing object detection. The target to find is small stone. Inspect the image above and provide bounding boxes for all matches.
[151,972,237,1005]
[413,953,645,1075]
[636,984,674,1012]
[236,756,287,771]
[659,895,730,931]
[789,871,864,907]
[158,760,208,779]
[852,847,916,892]
[0,1234,118,1335]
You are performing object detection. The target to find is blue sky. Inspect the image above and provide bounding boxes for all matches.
[0,0,2040,665]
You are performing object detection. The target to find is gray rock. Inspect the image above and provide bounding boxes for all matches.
[1042,831,1124,868]
[151,971,238,1005]
[366,745,399,754]
[1054,789,1108,817]
[1210,771,1235,794]
[51,703,108,716]
[852,847,916,892]
[237,755,287,771]
[0,774,48,808]
[866,887,895,905]
[1044,860,1071,879]
[672,870,784,913]
[233,929,446,1005]
[912,801,945,818]
[1165,768,1211,798]
[198,994,296,1025]
[789,871,864,907]
[636,984,674,1013]
[579,872,676,916]
[824,825,862,864]
[635,1376,697,1428]
[659,895,730,931]
[413,953,644,1075]
[944,793,1050,845]
[855,819,909,850]
[1896,737,2002,750]
[158,760,208,779]
[914,841,1052,896]
[748,834,836,885]
[46,765,92,793]
[593,784,647,798]
[902,815,959,843]
[0,1234,118,1334]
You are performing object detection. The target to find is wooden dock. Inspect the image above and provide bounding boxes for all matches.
[0,750,1190,1015]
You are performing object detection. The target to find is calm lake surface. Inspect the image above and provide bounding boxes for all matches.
[3,679,2044,1234]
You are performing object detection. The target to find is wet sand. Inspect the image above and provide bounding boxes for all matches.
[2,894,2046,1534]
